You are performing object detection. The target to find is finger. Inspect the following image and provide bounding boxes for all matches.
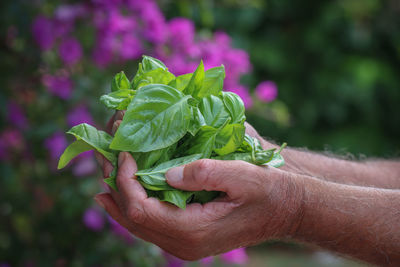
[106,112,117,134]
[95,193,186,253]
[115,110,125,121]
[166,159,254,199]
[116,152,148,224]
[112,120,122,135]
[94,193,160,242]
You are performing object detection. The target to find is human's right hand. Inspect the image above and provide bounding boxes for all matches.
[95,152,305,260]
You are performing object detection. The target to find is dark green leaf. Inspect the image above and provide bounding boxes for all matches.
[110,84,192,152]
[159,190,194,209]
[198,95,230,128]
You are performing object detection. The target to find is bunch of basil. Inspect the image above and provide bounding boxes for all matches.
[58,56,286,209]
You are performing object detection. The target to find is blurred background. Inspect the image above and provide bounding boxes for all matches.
[1,0,399,266]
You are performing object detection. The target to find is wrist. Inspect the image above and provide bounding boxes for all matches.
[260,168,306,240]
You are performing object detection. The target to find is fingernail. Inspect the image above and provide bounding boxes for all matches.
[166,166,184,183]
[94,196,105,209]
[94,153,103,167]
[118,152,126,166]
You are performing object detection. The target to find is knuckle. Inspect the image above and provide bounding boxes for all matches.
[126,206,146,224]
[191,159,216,186]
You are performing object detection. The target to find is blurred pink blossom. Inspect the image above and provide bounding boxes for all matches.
[7,101,28,129]
[108,215,135,244]
[256,81,278,102]
[67,105,94,127]
[83,207,105,231]
[0,128,25,160]
[72,151,97,177]
[221,248,248,265]
[44,131,67,160]
[58,37,83,65]
[32,16,55,50]
[42,74,73,99]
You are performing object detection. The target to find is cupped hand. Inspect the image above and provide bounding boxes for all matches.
[95,152,304,260]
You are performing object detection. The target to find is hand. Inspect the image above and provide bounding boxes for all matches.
[95,152,304,260]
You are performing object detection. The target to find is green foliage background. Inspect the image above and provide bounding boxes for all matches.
[164,0,400,157]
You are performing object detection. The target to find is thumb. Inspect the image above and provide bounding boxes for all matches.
[166,159,246,194]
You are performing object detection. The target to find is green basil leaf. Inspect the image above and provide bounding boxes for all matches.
[214,123,245,156]
[168,73,193,91]
[58,123,117,170]
[265,153,285,168]
[183,60,205,97]
[199,66,225,98]
[58,140,93,169]
[111,71,130,92]
[100,89,136,110]
[110,84,192,152]
[159,190,194,209]
[198,95,230,128]
[141,55,167,71]
[136,154,202,196]
[221,91,246,124]
[133,68,175,90]
[187,106,204,136]
[191,191,219,204]
[136,154,202,176]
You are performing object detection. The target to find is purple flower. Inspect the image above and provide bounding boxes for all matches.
[32,16,55,50]
[66,105,94,127]
[168,18,195,52]
[162,251,186,267]
[221,248,248,265]
[137,1,167,44]
[226,86,253,109]
[119,34,143,60]
[72,151,97,177]
[0,128,24,160]
[255,81,278,102]
[199,256,214,266]
[54,4,87,21]
[42,74,73,99]
[108,216,134,243]
[44,131,67,160]
[0,263,11,267]
[83,208,105,231]
[58,37,83,65]
[7,101,28,129]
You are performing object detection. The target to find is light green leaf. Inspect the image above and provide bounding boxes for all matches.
[183,60,204,97]
[198,65,225,98]
[159,190,194,209]
[58,140,93,169]
[265,153,285,168]
[221,91,246,124]
[100,89,135,110]
[141,55,167,71]
[111,71,130,92]
[58,124,117,170]
[110,84,192,152]
[133,68,175,90]
[168,73,192,91]
[214,124,245,156]
[66,123,117,164]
